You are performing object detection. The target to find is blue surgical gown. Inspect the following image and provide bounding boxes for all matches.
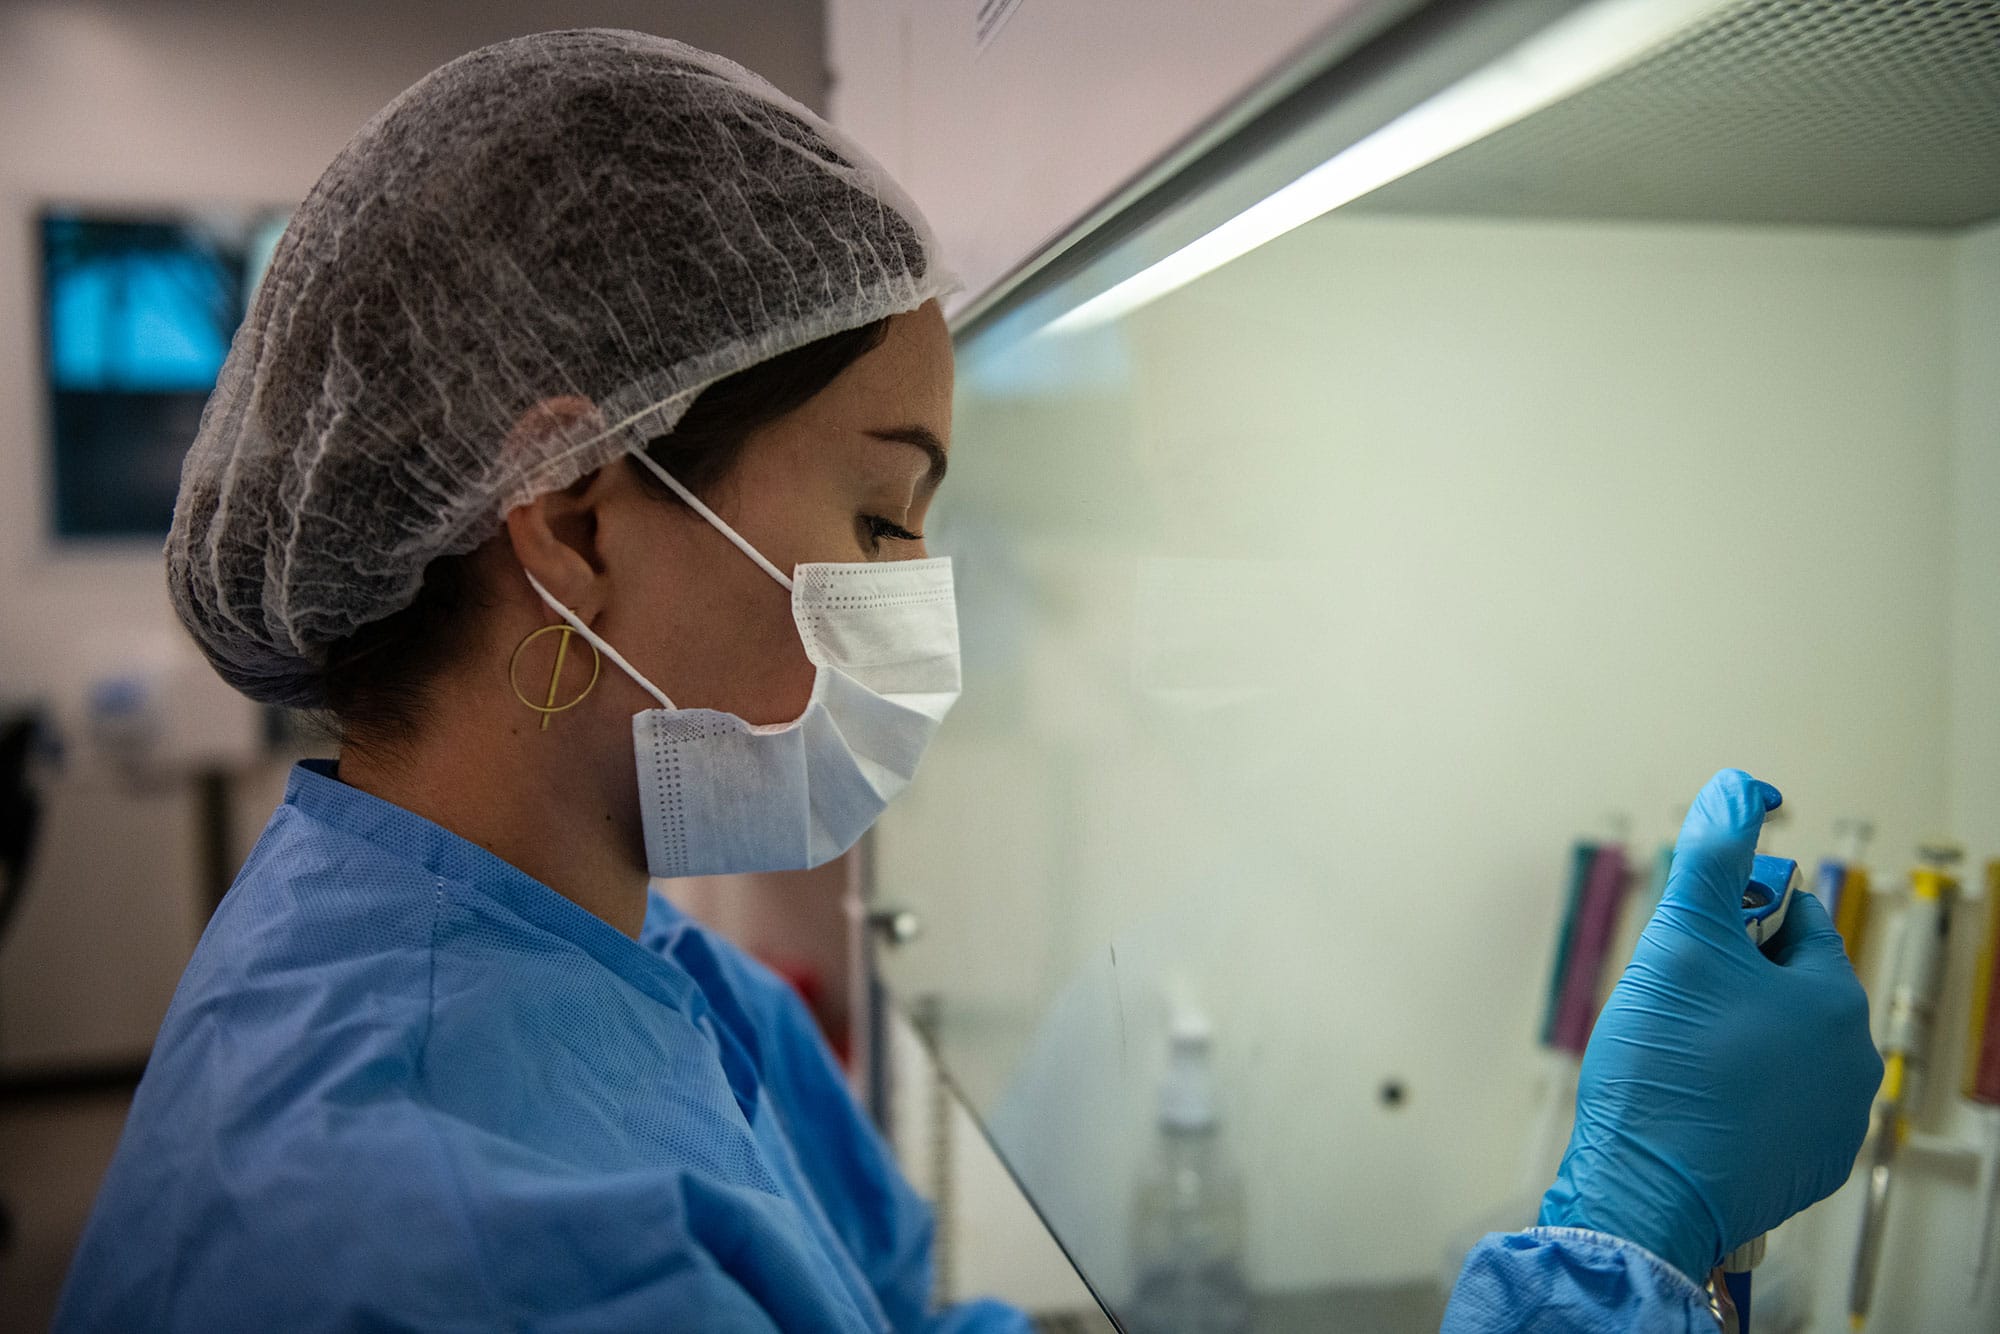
[58,761,1024,1333]
[59,760,1714,1332]
[1444,1229,1716,1332]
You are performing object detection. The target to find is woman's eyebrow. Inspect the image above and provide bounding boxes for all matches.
[865,425,949,492]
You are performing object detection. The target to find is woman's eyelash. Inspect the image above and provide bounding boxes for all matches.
[864,515,923,543]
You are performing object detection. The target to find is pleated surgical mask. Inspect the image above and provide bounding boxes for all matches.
[525,450,961,878]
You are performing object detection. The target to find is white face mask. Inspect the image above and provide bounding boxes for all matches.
[524,450,961,880]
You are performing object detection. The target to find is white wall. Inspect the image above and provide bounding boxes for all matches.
[0,0,827,1072]
[876,211,1989,1328]
[1948,221,2000,854]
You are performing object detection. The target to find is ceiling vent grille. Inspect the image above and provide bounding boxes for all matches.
[1350,0,2000,228]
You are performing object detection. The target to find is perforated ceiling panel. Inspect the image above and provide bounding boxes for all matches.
[1348,0,2000,229]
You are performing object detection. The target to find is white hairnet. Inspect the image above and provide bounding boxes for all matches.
[168,29,955,707]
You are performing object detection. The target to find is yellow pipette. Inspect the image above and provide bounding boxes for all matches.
[1830,819,1875,971]
[1849,844,1962,1329]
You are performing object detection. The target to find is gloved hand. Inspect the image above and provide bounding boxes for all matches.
[1538,769,1882,1282]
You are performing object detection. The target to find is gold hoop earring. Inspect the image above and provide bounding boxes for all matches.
[508,624,602,731]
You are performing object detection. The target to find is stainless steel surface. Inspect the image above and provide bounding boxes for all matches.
[1350,0,2000,229]
[1245,1281,1448,1332]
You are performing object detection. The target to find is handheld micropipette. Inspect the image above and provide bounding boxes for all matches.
[1742,852,1801,948]
[1848,843,1963,1330]
[1718,853,1803,1334]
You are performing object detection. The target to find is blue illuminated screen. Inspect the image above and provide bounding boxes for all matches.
[41,210,288,539]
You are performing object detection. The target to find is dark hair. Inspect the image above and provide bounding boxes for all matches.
[321,316,894,747]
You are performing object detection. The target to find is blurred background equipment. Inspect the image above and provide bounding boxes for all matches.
[1849,846,1964,1328]
[0,705,52,1255]
[1819,820,1878,973]
[0,709,49,955]
[1126,995,1250,1334]
[39,209,287,541]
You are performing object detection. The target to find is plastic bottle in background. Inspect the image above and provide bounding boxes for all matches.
[1126,1005,1251,1334]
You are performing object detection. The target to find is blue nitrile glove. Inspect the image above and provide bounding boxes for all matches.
[1538,769,1882,1281]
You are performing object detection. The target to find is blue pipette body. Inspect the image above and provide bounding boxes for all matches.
[1722,854,1802,1333]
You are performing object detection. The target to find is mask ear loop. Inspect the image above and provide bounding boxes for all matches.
[627,448,796,593]
[521,570,677,711]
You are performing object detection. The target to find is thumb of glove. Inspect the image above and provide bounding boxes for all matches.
[1659,769,1783,939]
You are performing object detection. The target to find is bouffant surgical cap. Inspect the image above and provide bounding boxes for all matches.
[167,29,954,707]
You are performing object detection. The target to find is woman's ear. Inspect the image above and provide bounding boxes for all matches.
[502,397,611,613]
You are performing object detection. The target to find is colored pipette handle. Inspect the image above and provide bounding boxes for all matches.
[1966,860,2000,1107]
[1541,842,1597,1053]
[1825,819,1876,962]
[1833,861,1872,964]
[1720,855,1801,1334]
[1967,862,2000,1294]
[1553,844,1630,1054]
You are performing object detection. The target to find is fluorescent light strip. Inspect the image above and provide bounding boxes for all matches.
[1043,0,1736,336]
